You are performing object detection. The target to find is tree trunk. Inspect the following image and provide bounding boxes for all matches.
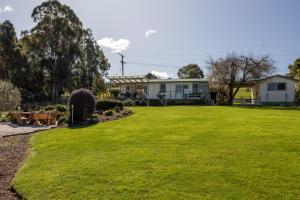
[228,87,234,106]
[51,82,57,103]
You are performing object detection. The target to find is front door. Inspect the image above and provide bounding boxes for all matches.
[175,84,183,99]
[183,84,189,99]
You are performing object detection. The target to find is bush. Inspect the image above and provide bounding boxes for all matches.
[96,99,123,111]
[44,105,56,111]
[114,106,122,113]
[56,104,68,113]
[110,88,120,98]
[0,112,10,122]
[104,110,114,116]
[69,89,96,122]
[123,99,136,107]
[58,115,69,126]
[0,80,21,112]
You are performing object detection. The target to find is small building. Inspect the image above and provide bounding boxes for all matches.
[107,76,211,105]
[251,75,297,105]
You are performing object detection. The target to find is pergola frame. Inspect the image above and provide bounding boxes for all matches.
[107,75,149,85]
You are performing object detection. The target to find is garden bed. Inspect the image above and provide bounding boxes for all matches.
[0,134,30,200]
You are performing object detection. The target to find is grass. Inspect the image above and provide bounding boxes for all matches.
[13,106,300,199]
[235,88,251,98]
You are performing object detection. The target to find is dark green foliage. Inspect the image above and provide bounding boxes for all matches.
[288,58,300,102]
[69,89,96,122]
[103,110,113,116]
[110,88,120,98]
[96,99,123,111]
[56,104,68,113]
[44,105,56,111]
[177,64,204,79]
[146,72,158,79]
[0,20,28,88]
[0,1,110,102]
[58,115,69,126]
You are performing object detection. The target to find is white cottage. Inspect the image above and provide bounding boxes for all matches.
[251,75,297,105]
[108,76,210,105]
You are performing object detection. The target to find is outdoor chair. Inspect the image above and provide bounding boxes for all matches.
[48,110,58,125]
[10,112,30,126]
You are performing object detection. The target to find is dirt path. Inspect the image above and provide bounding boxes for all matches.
[0,134,31,200]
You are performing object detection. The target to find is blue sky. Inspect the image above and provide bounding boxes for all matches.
[1,0,300,78]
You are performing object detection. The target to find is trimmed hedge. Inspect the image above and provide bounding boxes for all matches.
[69,89,96,122]
[96,99,123,111]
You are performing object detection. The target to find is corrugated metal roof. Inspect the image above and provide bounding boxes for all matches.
[148,78,208,83]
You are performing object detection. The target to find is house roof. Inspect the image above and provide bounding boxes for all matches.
[258,74,298,82]
[147,78,208,83]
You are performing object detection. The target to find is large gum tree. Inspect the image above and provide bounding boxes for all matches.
[28,0,84,103]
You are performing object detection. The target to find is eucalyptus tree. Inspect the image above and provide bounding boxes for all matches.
[177,64,204,79]
[74,28,110,91]
[0,20,25,84]
[28,0,84,102]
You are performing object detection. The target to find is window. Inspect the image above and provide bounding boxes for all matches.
[160,83,166,93]
[267,82,286,91]
[267,83,277,91]
[277,83,286,91]
[192,84,199,93]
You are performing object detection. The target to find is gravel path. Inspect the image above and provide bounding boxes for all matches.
[0,123,57,137]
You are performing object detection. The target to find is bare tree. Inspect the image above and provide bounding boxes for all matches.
[207,53,275,105]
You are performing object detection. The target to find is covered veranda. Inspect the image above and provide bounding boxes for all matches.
[107,76,149,99]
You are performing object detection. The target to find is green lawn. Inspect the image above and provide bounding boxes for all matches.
[235,88,251,98]
[13,106,300,199]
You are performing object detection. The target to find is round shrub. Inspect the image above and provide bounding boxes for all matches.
[69,89,96,122]
[96,99,123,111]
[0,80,21,112]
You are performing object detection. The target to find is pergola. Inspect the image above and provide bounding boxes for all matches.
[107,75,149,84]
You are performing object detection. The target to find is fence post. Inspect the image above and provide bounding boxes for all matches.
[71,104,74,125]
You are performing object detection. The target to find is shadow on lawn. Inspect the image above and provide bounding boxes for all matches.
[233,105,300,111]
[67,123,98,130]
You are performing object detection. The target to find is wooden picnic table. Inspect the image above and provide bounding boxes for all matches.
[10,111,57,126]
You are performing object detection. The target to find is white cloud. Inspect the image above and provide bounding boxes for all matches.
[145,29,157,38]
[151,71,170,79]
[97,37,130,53]
[0,5,14,13]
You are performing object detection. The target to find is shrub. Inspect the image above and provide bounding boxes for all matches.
[104,110,114,116]
[114,106,122,113]
[44,105,56,111]
[96,99,123,111]
[56,104,68,113]
[69,89,96,122]
[0,80,21,112]
[0,112,10,122]
[58,115,69,126]
[110,88,120,98]
[123,99,136,107]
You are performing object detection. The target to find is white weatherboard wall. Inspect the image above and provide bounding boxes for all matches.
[258,76,295,104]
[147,81,209,99]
